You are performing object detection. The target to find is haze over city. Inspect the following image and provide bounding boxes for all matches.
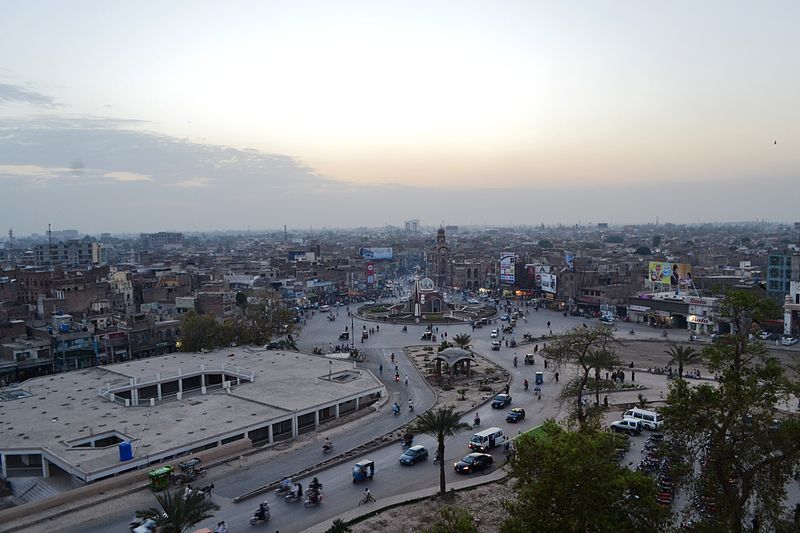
[1,0,798,233]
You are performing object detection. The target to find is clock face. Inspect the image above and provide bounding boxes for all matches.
[419,278,434,290]
[367,264,374,272]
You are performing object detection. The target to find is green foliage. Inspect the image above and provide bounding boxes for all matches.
[502,420,666,533]
[179,311,234,352]
[235,291,248,310]
[545,325,618,429]
[605,235,624,243]
[664,344,701,379]
[633,245,652,255]
[452,333,472,350]
[428,506,477,533]
[413,406,472,494]
[661,290,800,532]
[136,490,219,533]
[437,340,453,352]
[537,239,553,249]
[457,388,467,400]
[325,518,352,533]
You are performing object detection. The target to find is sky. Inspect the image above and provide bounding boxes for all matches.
[0,1,798,234]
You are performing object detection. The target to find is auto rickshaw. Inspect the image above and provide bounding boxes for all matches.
[148,465,174,491]
[170,458,206,486]
[421,331,432,341]
[362,330,369,340]
[524,353,535,366]
[352,459,375,482]
[535,371,544,385]
[339,331,349,340]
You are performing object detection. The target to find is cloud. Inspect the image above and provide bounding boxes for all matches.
[0,83,58,107]
[104,171,153,182]
[170,177,212,188]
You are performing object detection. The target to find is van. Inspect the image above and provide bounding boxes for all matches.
[623,408,663,430]
[320,305,330,312]
[468,427,505,452]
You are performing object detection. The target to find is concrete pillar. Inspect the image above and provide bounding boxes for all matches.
[131,377,139,407]
[268,424,273,444]
[156,373,162,400]
[335,403,340,418]
[201,373,206,394]
[314,410,320,426]
[178,378,183,395]
[355,396,360,410]
[41,457,50,478]
[291,416,298,438]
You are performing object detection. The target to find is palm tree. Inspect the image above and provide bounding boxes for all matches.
[136,489,219,533]
[665,344,701,379]
[412,406,471,494]
[325,518,352,533]
[452,333,472,350]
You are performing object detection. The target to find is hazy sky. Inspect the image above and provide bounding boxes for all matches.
[1,1,798,233]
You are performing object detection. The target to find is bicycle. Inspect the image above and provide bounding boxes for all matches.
[359,491,376,505]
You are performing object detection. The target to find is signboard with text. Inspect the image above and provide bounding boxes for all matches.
[360,247,394,260]
[648,262,692,286]
[500,253,516,285]
[541,273,557,293]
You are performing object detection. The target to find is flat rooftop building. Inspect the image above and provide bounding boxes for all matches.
[0,349,383,483]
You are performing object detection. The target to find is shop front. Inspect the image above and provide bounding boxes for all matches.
[688,314,715,335]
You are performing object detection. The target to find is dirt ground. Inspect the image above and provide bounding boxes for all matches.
[404,345,510,410]
[350,478,512,533]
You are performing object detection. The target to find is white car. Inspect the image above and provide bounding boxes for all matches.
[610,418,642,435]
[759,331,771,340]
[490,329,499,338]
[781,337,798,346]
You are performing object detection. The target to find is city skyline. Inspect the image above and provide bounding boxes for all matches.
[1,1,798,233]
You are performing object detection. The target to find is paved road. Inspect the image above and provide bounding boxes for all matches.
[58,302,799,532]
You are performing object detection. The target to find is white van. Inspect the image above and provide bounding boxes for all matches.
[623,408,663,430]
[319,305,330,312]
[468,427,506,452]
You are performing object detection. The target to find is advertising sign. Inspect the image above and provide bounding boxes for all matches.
[360,247,394,260]
[500,253,516,285]
[524,264,550,287]
[365,262,375,285]
[565,253,575,272]
[541,273,557,293]
[648,262,692,286]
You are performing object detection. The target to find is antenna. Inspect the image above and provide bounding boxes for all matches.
[7,228,13,249]
[48,223,52,245]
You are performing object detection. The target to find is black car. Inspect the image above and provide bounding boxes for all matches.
[491,393,512,409]
[506,407,526,423]
[454,453,493,474]
[399,445,429,465]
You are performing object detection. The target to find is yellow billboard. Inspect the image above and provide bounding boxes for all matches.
[648,262,692,286]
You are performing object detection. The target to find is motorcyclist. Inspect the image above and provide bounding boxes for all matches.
[322,438,332,453]
[279,476,292,492]
[309,477,322,492]
[473,412,480,427]
[408,398,414,412]
[403,431,414,446]
[255,501,269,520]
[392,402,400,415]
[291,482,303,499]
[523,378,529,390]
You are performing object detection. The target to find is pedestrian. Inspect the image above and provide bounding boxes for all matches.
[534,344,538,354]
[631,370,635,382]
[505,383,510,394]
[549,328,552,335]
[544,359,548,370]
[554,371,559,383]
[605,372,609,381]
[395,364,399,372]
[404,375,409,386]
[379,363,383,374]
[603,395,608,408]
[547,321,550,328]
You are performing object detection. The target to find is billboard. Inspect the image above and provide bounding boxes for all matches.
[360,247,393,260]
[541,273,557,293]
[500,253,516,285]
[565,252,575,272]
[525,264,551,288]
[648,262,692,286]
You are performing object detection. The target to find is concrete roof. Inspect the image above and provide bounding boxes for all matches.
[0,348,381,480]
[432,347,474,366]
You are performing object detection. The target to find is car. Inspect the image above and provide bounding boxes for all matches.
[399,445,429,465]
[490,329,499,338]
[759,331,771,340]
[610,418,643,435]
[468,298,480,304]
[491,341,501,351]
[600,316,615,323]
[454,453,493,474]
[506,407,526,423]
[491,393,512,409]
[782,337,798,346]
[500,314,509,321]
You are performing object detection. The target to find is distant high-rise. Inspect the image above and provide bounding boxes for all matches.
[140,232,184,250]
[404,219,419,232]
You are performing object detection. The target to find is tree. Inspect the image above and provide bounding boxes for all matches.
[452,333,472,350]
[633,245,652,255]
[661,290,800,532]
[605,235,624,244]
[179,311,230,352]
[664,344,701,379]
[235,291,248,310]
[545,325,618,429]
[412,406,471,493]
[325,518,352,533]
[502,420,666,532]
[428,506,477,533]
[537,239,553,249]
[437,340,452,352]
[136,490,219,533]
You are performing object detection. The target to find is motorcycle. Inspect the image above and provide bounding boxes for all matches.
[285,491,302,503]
[408,403,414,412]
[304,490,323,508]
[249,502,271,525]
[275,479,292,495]
[322,443,334,455]
[473,416,480,428]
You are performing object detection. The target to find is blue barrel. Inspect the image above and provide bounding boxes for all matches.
[119,441,133,461]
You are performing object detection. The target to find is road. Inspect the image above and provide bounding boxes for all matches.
[60,299,798,532]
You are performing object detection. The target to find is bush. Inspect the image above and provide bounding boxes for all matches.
[428,506,477,533]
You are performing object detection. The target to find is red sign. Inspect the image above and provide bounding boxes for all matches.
[366,262,375,285]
